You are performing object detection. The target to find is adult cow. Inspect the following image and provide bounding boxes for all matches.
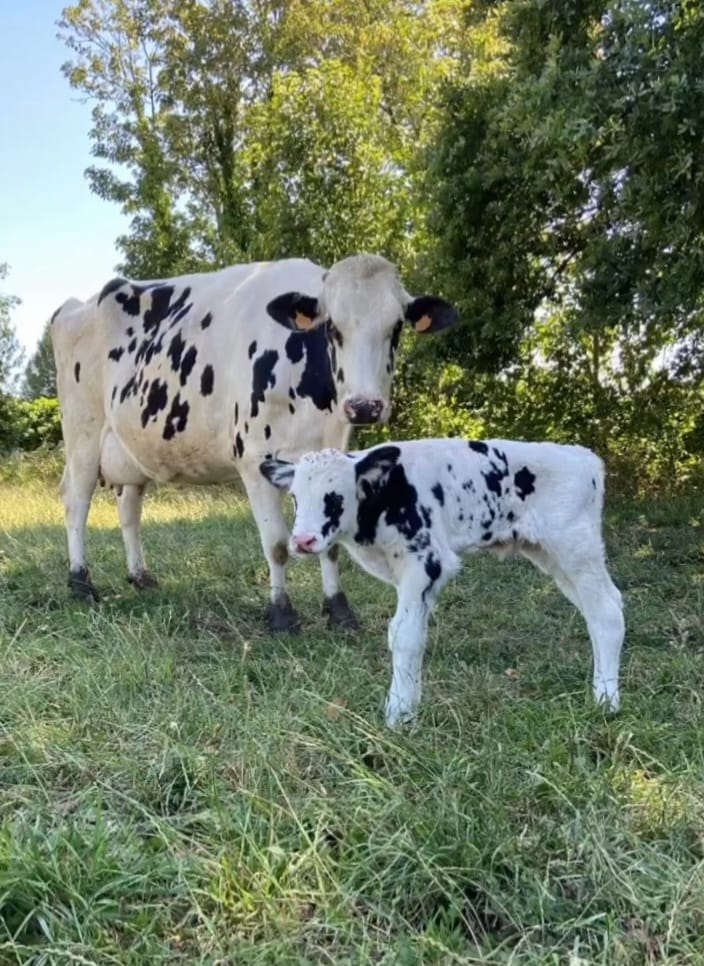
[51,254,458,630]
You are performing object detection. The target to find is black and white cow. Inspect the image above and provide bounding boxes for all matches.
[50,255,457,629]
[261,439,625,724]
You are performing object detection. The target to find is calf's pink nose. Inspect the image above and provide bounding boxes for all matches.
[293,534,317,553]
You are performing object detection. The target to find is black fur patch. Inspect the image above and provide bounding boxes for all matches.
[250,350,279,418]
[234,432,245,459]
[179,345,197,386]
[355,446,424,545]
[74,361,81,383]
[514,467,536,501]
[200,365,214,396]
[431,483,444,505]
[141,379,168,427]
[284,331,336,412]
[322,492,344,537]
[468,440,488,455]
[108,346,124,362]
[200,312,213,329]
[162,393,189,440]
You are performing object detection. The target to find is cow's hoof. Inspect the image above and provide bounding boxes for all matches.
[68,567,100,602]
[322,592,360,629]
[268,595,302,634]
[127,571,159,590]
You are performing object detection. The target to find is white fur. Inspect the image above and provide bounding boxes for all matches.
[267,438,625,725]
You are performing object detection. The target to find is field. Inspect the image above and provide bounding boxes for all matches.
[0,458,703,965]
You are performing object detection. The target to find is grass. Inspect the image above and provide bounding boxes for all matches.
[0,458,703,964]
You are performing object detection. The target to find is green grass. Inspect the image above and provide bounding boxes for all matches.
[0,464,703,964]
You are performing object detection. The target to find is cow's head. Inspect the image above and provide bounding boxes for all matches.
[260,449,356,554]
[266,254,458,425]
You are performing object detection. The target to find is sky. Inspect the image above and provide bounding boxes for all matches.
[0,0,128,353]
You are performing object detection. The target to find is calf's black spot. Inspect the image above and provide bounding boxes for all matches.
[322,491,344,537]
[514,467,536,501]
[431,483,444,505]
[74,361,81,383]
[248,340,257,359]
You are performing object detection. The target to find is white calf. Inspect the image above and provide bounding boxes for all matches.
[261,438,625,725]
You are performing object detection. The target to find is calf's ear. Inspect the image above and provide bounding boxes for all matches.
[266,292,324,331]
[260,459,295,490]
[405,295,458,334]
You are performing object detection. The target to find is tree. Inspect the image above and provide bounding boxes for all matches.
[426,0,704,374]
[23,322,57,399]
[0,263,24,395]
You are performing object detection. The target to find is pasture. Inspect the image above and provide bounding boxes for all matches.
[0,455,702,965]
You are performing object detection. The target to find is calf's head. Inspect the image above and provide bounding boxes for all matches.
[260,449,356,554]
[266,254,458,425]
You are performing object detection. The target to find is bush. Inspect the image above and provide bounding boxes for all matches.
[0,396,62,453]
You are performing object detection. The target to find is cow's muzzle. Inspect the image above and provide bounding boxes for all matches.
[343,396,385,425]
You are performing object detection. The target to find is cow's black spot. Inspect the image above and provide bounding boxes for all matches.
[514,467,536,501]
[234,432,245,459]
[126,326,134,336]
[337,367,344,382]
[179,346,197,386]
[116,289,142,316]
[234,403,239,425]
[98,277,128,305]
[168,331,185,372]
[592,477,597,490]
[141,379,168,427]
[127,338,137,353]
[74,361,81,383]
[264,424,271,440]
[120,375,136,404]
[284,331,336,413]
[421,505,432,528]
[288,387,296,400]
[111,385,116,403]
[251,350,279,418]
[322,491,344,538]
[162,392,189,440]
[431,483,444,505]
[289,403,295,414]
[143,285,175,333]
[468,440,488,455]
[200,364,214,396]
[201,312,213,329]
[507,511,515,522]
[108,346,124,362]
[248,340,257,359]
[244,422,249,434]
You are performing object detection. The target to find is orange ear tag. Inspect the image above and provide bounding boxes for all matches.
[414,314,433,332]
[295,312,316,330]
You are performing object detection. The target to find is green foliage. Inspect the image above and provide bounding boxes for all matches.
[427,0,704,373]
[23,322,57,399]
[0,263,25,395]
[0,397,62,454]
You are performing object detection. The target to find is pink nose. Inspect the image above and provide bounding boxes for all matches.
[293,534,317,553]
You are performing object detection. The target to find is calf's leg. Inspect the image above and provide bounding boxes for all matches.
[320,545,359,629]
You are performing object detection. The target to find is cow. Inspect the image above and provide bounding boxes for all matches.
[260,438,625,725]
[50,255,458,630]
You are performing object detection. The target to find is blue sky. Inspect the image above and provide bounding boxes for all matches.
[0,0,128,352]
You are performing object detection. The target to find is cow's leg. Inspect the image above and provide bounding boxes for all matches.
[320,545,359,629]
[242,472,301,632]
[117,484,158,590]
[384,554,453,726]
[523,542,624,711]
[60,459,100,601]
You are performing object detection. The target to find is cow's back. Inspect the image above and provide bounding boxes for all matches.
[94,259,327,483]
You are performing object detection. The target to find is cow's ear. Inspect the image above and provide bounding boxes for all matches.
[266,292,323,331]
[404,295,458,334]
[260,459,295,490]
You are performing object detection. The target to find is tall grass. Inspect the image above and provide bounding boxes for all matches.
[0,462,702,963]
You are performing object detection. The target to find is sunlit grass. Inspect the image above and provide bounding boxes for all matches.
[0,459,703,963]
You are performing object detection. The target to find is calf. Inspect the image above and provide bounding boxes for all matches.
[261,439,625,725]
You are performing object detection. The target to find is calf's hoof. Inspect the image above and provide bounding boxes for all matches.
[268,595,302,634]
[322,592,360,629]
[127,571,159,591]
[68,567,100,602]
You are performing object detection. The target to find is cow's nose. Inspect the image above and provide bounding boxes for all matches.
[343,396,385,425]
[293,534,317,553]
